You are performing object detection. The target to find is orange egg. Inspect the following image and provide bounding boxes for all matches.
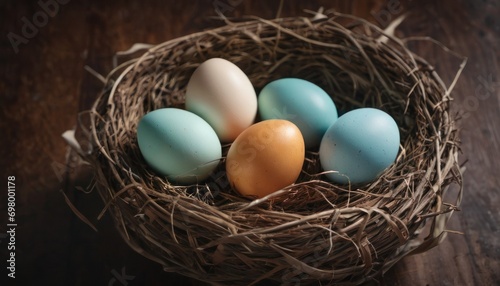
[226,119,305,199]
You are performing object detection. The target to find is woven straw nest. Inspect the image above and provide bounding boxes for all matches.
[76,11,464,286]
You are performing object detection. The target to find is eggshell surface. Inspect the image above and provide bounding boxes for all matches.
[319,108,400,185]
[226,119,305,198]
[137,108,221,185]
[185,58,258,142]
[258,78,338,148]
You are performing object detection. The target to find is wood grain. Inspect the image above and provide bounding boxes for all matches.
[0,0,498,285]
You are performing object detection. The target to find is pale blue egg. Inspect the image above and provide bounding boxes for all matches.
[258,78,338,148]
[319,108,400,185]
[137,108,221,184]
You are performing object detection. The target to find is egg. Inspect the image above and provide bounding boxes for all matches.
[258,78,338,149]
[226,119,305,198]
[185,58,258,142]
[319,108,400,185]
[137,108,221,184]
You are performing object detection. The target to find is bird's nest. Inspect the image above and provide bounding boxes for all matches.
[70,11,464,285]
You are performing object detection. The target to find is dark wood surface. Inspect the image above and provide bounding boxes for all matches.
[1,0,499,285]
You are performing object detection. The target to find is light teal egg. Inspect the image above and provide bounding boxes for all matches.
[258,78,338,149]
[137,108,221,185]
[319,108,400,185]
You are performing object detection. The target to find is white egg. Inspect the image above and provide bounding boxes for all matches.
[185,58,258,142]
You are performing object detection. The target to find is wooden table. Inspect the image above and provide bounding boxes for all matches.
[1,0,499,285]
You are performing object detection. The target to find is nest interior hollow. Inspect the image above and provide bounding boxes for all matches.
[82,11,463,286]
